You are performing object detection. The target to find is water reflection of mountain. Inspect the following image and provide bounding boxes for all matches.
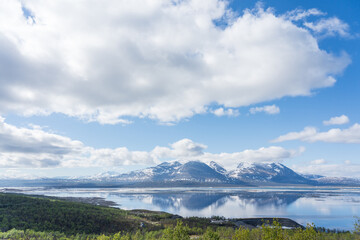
[153,193,228,210]
[117,191,307,211]
[232,192,302,209]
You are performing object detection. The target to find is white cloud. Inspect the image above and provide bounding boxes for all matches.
[284,8,325,21]
[283,9,350,38]
[293,161,360,178]
[211,107,239,117]
[249,104,280,115]
[152,138,207,160]
[200,146,304,170]
[323,115,349,126]
[272,123,360,143]
[0,1,350,124]
[310,158,326,165]
[0,116,84,168]
[0,169,40,180]
[304,17,350,37]
[0,116,157,168]
[0,117,301,171]
[344,160,351,165]
[152,141,302,170]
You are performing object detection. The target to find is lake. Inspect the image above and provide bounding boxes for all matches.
[3,187,360,231]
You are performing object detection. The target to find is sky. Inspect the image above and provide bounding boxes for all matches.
[0,0,359,179]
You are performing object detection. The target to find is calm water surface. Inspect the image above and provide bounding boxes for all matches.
[3,187,360,231]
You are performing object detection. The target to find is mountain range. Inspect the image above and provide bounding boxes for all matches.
[83,160,358,187]
[1,160,359,187]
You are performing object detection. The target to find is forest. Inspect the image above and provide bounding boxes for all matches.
[0,193,359,239]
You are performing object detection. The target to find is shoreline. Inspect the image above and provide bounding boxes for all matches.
[2,187,359,231]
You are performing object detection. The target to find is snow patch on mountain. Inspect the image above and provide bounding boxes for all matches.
[209,161,228,175]
[229,162,312,184]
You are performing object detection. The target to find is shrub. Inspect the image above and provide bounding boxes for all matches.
[201,227,220,240]
[261,219,287,240]
[233,227,251,240]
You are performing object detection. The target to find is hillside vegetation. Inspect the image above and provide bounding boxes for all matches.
[0,193,169,234]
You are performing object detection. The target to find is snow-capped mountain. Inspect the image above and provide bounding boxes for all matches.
[89,171,123,181]
[107,161,243,184]
[87,161,316,186]
[116,161,182,182]
[228,162,314,184]
[209,161,228,175]
[71,162,360,186]
[301,174,325,180]
[2,160,358,187]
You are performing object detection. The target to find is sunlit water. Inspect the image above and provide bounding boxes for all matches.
[3,187,360,231]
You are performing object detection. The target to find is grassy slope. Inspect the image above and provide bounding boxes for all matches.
[0,193,173,235]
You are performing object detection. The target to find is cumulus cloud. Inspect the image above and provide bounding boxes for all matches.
[323,115,349,125]
[211,107,239,117]
[0,116,156,168]
[304,17,350,37]
[0,1,350,124]
[0,117,301,170]
[249,104,280,115]
[272,123,360,143]
[152,138,207,160]
[0,116,84,168]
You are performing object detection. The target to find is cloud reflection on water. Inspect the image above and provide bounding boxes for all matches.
[5,187,360,230]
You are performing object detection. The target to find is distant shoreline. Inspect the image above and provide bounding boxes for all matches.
[2,192,305,230]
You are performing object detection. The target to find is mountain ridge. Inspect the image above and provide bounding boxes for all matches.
[1,160,359,187]
[85,160,359,186]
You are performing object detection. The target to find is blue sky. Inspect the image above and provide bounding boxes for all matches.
[0,0,359,178]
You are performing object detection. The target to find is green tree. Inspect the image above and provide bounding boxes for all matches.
[233,227,251,240]
[201,227,220,240]
[261,219,286,240]
[292,223,320,240]
[161,221,190,240]
[133,230,144,240]
[161,227,174,240]
[173,221,190,240]
[0,216,10,231]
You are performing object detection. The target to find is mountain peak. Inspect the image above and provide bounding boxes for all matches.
[84,160,317,186]
[157,161,182,167]
[230,161,312,184]
[237,162,284,170]
[209,161,227,174]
